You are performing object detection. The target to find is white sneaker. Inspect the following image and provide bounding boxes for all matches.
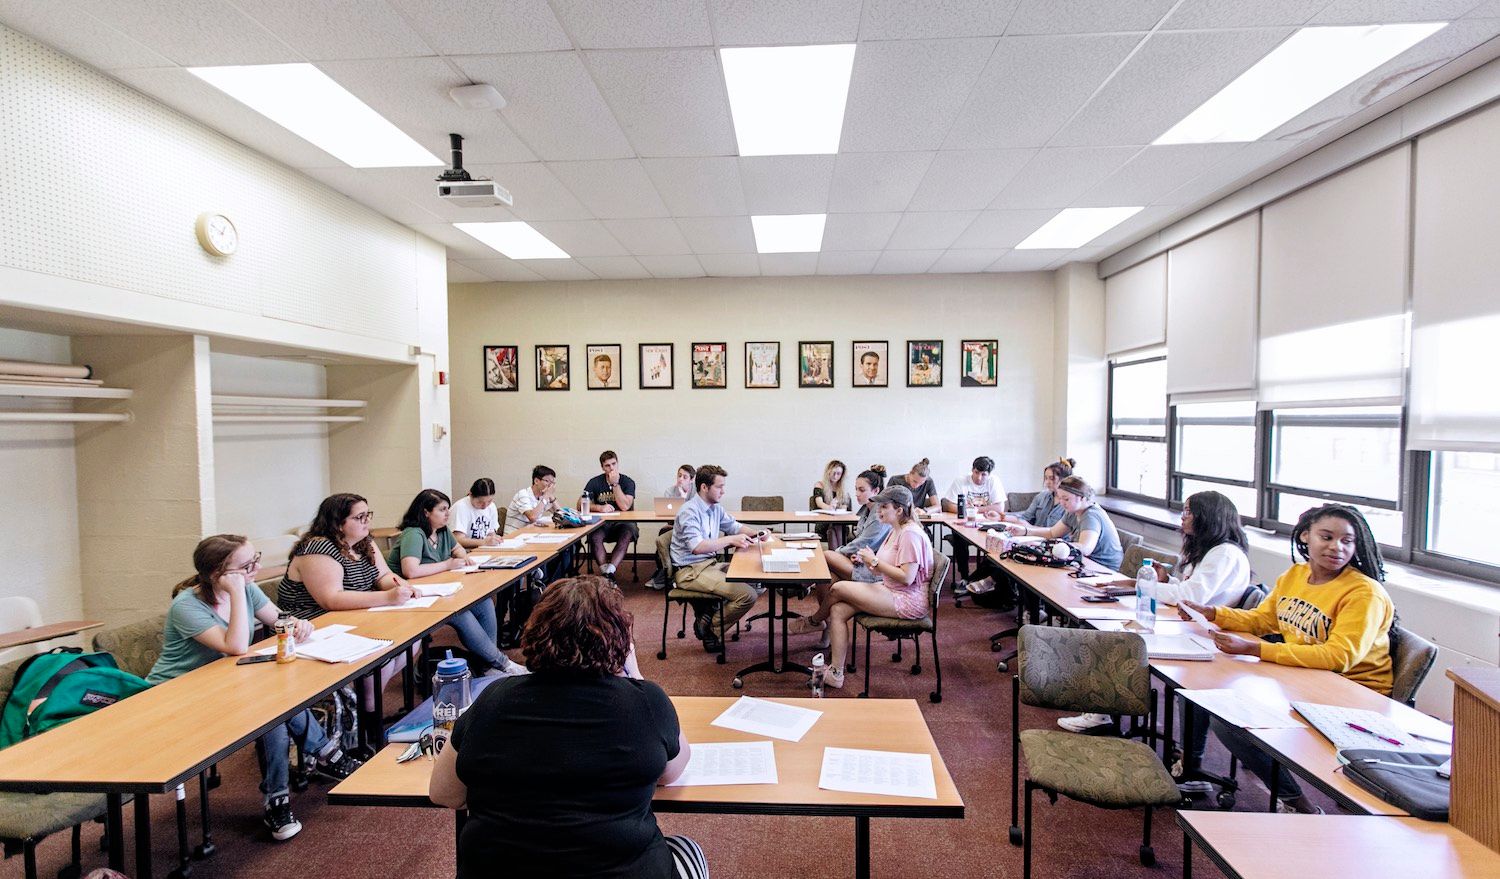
[601,563,617,576]
[967,576,996,595]
[1276,799,1324,815]
[1056,712,1112,733]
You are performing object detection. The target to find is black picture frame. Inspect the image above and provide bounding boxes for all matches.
[535,344,569,391]
[744,341,780,389]
[799,341,834,388]
[483,345,518,392]
[691,342,728,389]
[639,343,673,390]
[960,339,999,387]
[850,340,888,388]
[906,340,943,388]
[585,343,622,390]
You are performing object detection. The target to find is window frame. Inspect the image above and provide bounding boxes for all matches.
[1167,401,1263,526]
[1106,354,1169,505]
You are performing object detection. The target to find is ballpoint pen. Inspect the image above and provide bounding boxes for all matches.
[1346,721,1403,746]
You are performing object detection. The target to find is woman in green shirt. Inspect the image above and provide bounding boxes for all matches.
[389,489,525,677]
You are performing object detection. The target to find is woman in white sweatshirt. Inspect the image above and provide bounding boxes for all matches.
[1152,490,1252,607]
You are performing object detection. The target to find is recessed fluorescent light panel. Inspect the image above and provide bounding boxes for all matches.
[751,214,827,253]
[454,222,570,260]
[187,63,442,168]
[1016,207,1143,250]
[1155,23,1446,145]
[721,45,856,156]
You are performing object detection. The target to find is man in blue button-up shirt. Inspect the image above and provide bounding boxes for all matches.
[669,465,766,651]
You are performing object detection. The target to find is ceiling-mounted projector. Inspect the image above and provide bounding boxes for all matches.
[435,132,511,207]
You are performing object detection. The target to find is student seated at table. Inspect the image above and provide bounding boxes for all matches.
[670,465,768,653]
[1181,503,1394,814]
[387,489,527,677]
[791,485,933,691]
[582,450,639,580]
[450,477,501,549]
[891,457,940,511]
[807,466,892,648]
[1004,475,1124,571]
[506,465,559,536]
[277,493,416,618]
[662,464,695,500]
[429,576,706,879]
[1002,457,1074,531]
[811,459,851,546]
[148,535,363,842]
[942,455,1005,588]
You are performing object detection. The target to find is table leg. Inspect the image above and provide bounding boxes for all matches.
[1182,830,1192,879]
[733,587,812,685]
[768,587,779,673]
[135,790,154,879]
[1163,684,1176,763]
[1267,761,1280,811]
[1181,696,1197,776]
[854,816,869,879]
[106,793,124,870]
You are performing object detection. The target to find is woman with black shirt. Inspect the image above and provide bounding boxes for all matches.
[429,576,707,879]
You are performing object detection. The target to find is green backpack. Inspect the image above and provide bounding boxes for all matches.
[0,648,150,748]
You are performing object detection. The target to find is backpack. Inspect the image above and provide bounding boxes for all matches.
[1005,538,1083,570]
[551,507,588,528]
[0,647,151,748]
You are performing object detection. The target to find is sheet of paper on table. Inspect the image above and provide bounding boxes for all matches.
[818,747,937,799]
[666,740,778,787]
[1180,689,1304,729]
[368,596,440,611]
[710,696,822,742]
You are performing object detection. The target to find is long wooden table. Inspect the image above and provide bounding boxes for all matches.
[0,619,102,651]
[0,522,598,879]
[725,538,832,688]
[329,695,963,879]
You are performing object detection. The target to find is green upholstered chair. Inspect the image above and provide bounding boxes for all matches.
[1120,543,1182,578]
[851,553,950,703]
[90,614,165,679]
[1010,625,1180,879]
[654,529,735,665]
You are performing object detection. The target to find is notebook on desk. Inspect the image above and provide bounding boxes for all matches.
[480,555,536,570]
[654,497,684,516]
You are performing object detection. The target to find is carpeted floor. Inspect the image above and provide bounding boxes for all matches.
[13,565,1330,879]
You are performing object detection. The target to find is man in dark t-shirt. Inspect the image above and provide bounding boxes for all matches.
[581,449,639,579]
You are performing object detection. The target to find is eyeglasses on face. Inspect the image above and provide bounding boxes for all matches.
[350,511,375,523]
[233,552,263,573]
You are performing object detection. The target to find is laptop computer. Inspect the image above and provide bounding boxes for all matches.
[653,497,684,516]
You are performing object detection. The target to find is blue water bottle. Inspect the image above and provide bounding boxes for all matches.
[430,651,471,755]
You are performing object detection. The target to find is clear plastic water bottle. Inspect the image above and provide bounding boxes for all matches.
[430,651,471,755]
[809,653,826,698]
[1134,559,1157,632]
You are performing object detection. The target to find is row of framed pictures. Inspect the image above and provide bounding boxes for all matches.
[483,340,1000,391]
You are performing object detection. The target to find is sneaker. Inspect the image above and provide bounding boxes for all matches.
[601,563,617,576]
[310,749,364,783]
[1276,798,1324,815]
[822,667,845,690]
[966,576,996,595]
[263,796,302,841]
[1177,780,1215,796]
[1056,713,1113,733]
[495,656,530,676]
[952,583,971,599]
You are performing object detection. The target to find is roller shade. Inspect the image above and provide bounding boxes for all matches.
[1409,105,1500,452]
[1166,214,1258,398]
[1104,254,1166,356]
[1258,146,1410,409]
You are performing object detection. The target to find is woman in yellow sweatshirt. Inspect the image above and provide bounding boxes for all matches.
[1180,503,1394,814]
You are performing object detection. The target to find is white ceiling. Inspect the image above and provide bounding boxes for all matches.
[4,0,1500,282]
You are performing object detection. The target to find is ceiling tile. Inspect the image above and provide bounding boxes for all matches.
[1468,1,1500,17]
[527,220,628,257]
[1006,0,1176,34]
[841,38,996,152]
[467,163,592,221]
[907,150,1035,211]
[817,251,880,274]
[385,0,569,54]
[637,254,706,278]
[885,212,982,250]
[518,258,598,281]
[708,0,863,45]
[1161,0,1324,29]
[697,253,761,276]
[548,159,671,219]
[990,148,1139,209]
[759,253,820,275]
[1082,204,1180,252]
[549,0,712,48]
[0,1,173,69]
[1154,139,1299,208]
[237,0,433,60]
[872,250,943,274]
[74,0,298,65]
[642,157,747,216]
[300,166,443,225]
[944,34,1143,149]
[676,217,756,254]
[456,257,544,282]
[828,152,934,213]
[1311,0,1486,25]
[351,167,517,222]
[988,249,1069,271]
[860,0,1020,40]
[413,222,518,259]
[602,218,693,255]
[1074,144,1245,207]
[739,156,836,214]
[951,209,1057,249]
[446,261,490,283]
[928,249,1009,273]
[585,49,737,157]
[453,53,634,161]
[319,57,535,165]
[576,256,652,279]
[821,213,901,251]
[1051,28,1294,147]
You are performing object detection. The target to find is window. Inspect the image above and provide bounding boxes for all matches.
[1426,451,1500,569]
[1268,406,1405,548]
[1172,400,1257,516]
[1108,355,1167,501]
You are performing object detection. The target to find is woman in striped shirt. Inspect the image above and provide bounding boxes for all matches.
[277,492,414,618]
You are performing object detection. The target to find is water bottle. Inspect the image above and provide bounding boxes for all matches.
[810,653,826,698]
[1134,559,1157,632]
[956,491,968,525]
[274,612,297,664]
[430,651,472,755]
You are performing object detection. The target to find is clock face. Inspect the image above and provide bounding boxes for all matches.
[196,213,238,256]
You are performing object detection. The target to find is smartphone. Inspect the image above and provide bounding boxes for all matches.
[236,654,277,665]
[1081,595,1120,603]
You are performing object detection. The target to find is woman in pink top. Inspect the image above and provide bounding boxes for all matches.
[795,484,932,692]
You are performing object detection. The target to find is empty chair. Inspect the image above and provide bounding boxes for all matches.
[1120,543,1182,578]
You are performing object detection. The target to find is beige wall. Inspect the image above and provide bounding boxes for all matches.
[449,273,1058,508]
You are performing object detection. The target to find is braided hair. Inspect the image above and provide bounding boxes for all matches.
[1291,503,1386,583]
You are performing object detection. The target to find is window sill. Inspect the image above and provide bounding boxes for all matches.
[1098,494,1180,531]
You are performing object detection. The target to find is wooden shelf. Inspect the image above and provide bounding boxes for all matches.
[0,383,132,400]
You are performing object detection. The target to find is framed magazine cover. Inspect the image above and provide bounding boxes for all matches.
[961,339,998,387]
[586,344,622,390]
[691,342,728,389]
[639,343,673,389]
[535,344,569,391]
[798,341,834,388]
[906,340,942,387]
[483,345,518,392]
[851,341,888,388]
[745,341,780,389]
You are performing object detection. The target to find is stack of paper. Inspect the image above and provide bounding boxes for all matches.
[296,632,394,663]
[369,596,439,611]
[483,538,527,550]
[1141,633,1216,661]
[781,531,818,540]
[414,582,461,598]
[710,696,822,742]
[666,740,778,787]
[255,623,356,656]
[818,747,937,799]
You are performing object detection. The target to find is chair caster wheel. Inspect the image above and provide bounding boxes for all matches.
[1009,826,1023,847]
[1139,846,1155,867]
[732,678,743,689]
[997,661,1009,672]
[656,651,666,660]
[857,692,868,698]
[890,652,901,663]
[910,665,921,675]
[1216,792,1236,809]
[716,654,726,665]
[58,867,82,879]
[929,692,942,703]
[676,630,686,639]
[193,843,216,859]
[990,642,1001,652]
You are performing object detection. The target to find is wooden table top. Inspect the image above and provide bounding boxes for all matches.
[331,695,963,819]
[1449,666,1500,714]
[726,538,832,584]
[0,620,102,651]
[1178,812,1499,879]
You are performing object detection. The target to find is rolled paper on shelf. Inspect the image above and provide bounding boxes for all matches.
[0,359,93,380]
